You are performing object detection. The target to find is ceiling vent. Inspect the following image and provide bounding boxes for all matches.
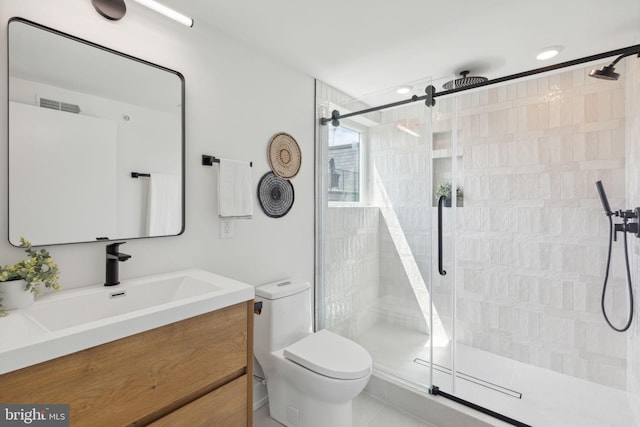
[39,97,81,114]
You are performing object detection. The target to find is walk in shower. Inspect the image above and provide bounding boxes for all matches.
[315,49,640,426]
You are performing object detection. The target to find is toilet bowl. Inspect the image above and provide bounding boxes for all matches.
[254,280,372,427]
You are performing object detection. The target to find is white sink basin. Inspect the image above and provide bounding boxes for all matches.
[0,269,254,375]
[24,274,223,331]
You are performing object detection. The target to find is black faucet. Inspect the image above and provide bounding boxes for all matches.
[105,242,131,286]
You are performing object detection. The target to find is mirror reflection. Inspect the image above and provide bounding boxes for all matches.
[8,19,184,246]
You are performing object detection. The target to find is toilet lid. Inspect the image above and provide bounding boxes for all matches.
[283,329,372,380]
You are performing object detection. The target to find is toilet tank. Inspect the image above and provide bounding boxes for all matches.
[254,280,312,352]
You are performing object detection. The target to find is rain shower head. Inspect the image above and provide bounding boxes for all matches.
[443,71,488,90]
[589,64,620,81]
[589,50,640,81]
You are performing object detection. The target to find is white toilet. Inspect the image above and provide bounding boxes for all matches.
[254,279,372,427]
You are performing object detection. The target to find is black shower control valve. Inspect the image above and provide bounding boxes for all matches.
[612,207,640,241]
[613,209,639,219]
[613,223,638,241]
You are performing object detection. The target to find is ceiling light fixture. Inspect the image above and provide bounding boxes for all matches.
[132,0,194,27]
[536,46,563,61]
[396,86,411,95]
[91,0,127,21]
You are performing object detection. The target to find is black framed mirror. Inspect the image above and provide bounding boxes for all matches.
[8,18,185,246]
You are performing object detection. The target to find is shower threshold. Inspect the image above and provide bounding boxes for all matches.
[413,358,522,399]
[355,321,637,427]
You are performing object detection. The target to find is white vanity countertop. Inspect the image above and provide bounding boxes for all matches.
[0,269,254,375]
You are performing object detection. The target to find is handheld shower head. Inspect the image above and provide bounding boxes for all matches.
[595,180,637,333]
[595,181,612,216]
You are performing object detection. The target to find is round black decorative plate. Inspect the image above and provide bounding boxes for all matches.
[257,172,294,218]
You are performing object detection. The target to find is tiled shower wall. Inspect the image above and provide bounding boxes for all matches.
[323,206,428,338]
[369,105,432,334]
[454,65,629,388]
[322,207,380,339]
[625,56,640,422]
[319,67,635,390]
[319,81,431,339]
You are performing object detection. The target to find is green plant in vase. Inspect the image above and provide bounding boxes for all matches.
[434,182,463,206]
[0,237,60,315]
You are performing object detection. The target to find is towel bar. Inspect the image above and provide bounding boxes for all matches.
[131,172,151,178]
[202,155,252,167]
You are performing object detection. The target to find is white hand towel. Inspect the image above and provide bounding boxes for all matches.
[218,159,253,219]
[147,173,182,236]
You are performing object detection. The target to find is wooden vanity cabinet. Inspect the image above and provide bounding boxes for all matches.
[0,301,254,427]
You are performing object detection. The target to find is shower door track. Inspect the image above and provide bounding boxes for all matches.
[430,385,532,427]
[319,44,640,126]
[414,358,522,399]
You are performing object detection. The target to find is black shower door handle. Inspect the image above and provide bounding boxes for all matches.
[437,195,447,276]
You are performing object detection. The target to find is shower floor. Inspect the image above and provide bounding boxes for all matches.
[356,322,637,427]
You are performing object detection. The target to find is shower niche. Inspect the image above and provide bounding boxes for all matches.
[432,132,463,207]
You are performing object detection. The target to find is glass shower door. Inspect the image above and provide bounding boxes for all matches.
[427,84,458,397]
[316,79,440,392]
[428,80,528,425]
[348,96,436,389]
[428,66,637,427]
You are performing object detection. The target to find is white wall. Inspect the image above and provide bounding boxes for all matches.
[0,0,314,290]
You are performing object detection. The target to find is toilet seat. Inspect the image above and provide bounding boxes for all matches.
[283,329,372,380]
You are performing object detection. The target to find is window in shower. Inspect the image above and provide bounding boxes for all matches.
[328,124,362,202]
